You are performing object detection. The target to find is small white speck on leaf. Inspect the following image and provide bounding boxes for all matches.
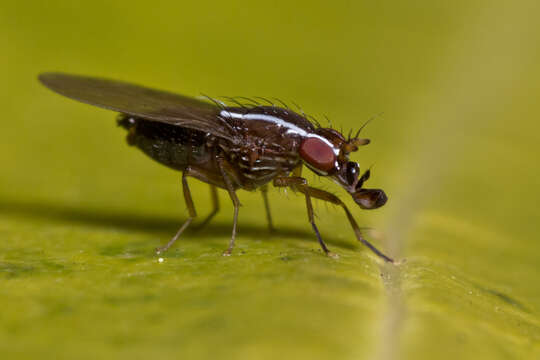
[158,257,164,263]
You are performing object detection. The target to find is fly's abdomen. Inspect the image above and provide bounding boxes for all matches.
[118,115,210,171]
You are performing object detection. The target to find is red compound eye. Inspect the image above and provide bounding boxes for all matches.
[299,137,336,172]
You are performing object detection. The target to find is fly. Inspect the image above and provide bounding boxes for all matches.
[38,73,393,262]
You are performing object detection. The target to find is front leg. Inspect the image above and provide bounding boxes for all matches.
[273,176,337,258]
[195,185,220,229]
[274,176,394,263]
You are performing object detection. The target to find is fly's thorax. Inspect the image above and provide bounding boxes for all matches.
[213,105,315,187]
[217,134,300,189]
[221,105,315,155]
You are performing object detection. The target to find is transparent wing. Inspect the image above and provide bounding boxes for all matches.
[38,73,235,140]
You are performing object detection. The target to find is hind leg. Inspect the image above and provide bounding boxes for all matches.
[156,170,197,254]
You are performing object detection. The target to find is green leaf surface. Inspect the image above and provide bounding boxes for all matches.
[1,1,540,359]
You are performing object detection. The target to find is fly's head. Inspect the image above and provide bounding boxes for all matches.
[299,127,387,210]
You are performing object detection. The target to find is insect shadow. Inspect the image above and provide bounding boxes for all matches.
[0,199,356,251]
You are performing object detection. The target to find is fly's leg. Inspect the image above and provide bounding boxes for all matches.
[296,185,393,263]
[217,157,241,256]
[273,176,337,258]
[222,190,240,256]
[260,185,275,232]
[195,185,220,229]
[156,170,197,254]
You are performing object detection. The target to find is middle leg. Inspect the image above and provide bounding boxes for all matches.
[195,185,220,229]
[260,185,275,232]
[273,176,337,258]
[217,156,241,256]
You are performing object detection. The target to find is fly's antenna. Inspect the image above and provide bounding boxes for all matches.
[253,96,275,106]
[345,113,379,152]
[354,118,372,138]
[200,93,226,110]
[347,128,353,142]
[354,112,384,138]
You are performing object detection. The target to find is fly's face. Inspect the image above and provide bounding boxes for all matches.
[299,127,387,209]
[341,165,388,209]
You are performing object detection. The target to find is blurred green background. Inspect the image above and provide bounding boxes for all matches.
[1,1,540,359]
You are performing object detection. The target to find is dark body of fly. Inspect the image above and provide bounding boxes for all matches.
[39,72,393,262]
[119,106,310,191]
